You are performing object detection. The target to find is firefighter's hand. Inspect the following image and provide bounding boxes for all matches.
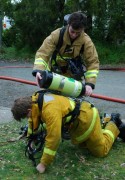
[85,85,93,96]
[36,72,42,87]
[36,163,46,173]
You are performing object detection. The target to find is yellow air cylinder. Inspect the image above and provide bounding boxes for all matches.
[39,71,85,97]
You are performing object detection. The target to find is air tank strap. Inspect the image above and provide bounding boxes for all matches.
[65,99,81,124]
[34,90,48,110]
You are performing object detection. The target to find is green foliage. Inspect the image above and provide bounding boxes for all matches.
[1,0,125,54]
[10,0,65,52]
[105,0,125,44]
[0,46,34,61]
[0,121,125,179]
[0,44,125,65]
[2,26,17,47]
[1,0,66,52]
[64,0,80,13]
[95,42,125,64]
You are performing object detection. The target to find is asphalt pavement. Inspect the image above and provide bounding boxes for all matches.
[0,61,125,123]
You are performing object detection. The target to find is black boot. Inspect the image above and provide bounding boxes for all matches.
[110,113,125,142]
[110,113,122,128]
[119,123,125,142]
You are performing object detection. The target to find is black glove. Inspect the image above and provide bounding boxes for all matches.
[32,69,43,77]
[85,82,95,89]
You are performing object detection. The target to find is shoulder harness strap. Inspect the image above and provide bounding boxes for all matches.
[51,26,66,66]
[65,100,81,124]
[35,90,47,110]
[36,89,60,110]
[56,26,66,52]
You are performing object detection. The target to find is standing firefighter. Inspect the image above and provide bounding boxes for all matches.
[11,91,125,173]
[33,12,99,96]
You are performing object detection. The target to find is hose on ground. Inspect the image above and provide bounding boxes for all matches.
[0,76,125,104]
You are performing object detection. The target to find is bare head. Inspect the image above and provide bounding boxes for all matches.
[11,96,32,121]
[67,12,87,40]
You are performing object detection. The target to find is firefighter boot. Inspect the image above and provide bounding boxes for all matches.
[119,123,125,142]
[110,113,125,142]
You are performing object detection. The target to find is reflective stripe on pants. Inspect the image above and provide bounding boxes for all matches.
[76,107,97,142]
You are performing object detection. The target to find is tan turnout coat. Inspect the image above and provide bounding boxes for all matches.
[34,27,99,85]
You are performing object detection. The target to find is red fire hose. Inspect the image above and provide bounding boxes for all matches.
[0,76,36,86]
[0,65,125,103]
[100,68,125,72]
[0,65,125,71]
[0,66,33,69]
[0,75,125,104]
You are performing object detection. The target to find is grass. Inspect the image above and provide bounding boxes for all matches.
[0,120,125,180]
[0,46,34,62]
[0,43,125,65]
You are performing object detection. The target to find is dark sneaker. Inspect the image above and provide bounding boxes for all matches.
[119,123,125,142]
[110,113,122,128]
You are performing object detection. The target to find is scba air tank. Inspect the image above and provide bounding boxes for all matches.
[39,71,85,97]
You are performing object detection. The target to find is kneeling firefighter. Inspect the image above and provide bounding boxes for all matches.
[11,91,125,174]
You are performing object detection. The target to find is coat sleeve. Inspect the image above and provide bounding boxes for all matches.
[40,105,62,166]
[83,34,99,87]
[33,29,60,71]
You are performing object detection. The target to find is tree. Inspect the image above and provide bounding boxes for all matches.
[106,0,125,44]
[2,0,125,51]
[1,0,65,51]
[12,0,66,51]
